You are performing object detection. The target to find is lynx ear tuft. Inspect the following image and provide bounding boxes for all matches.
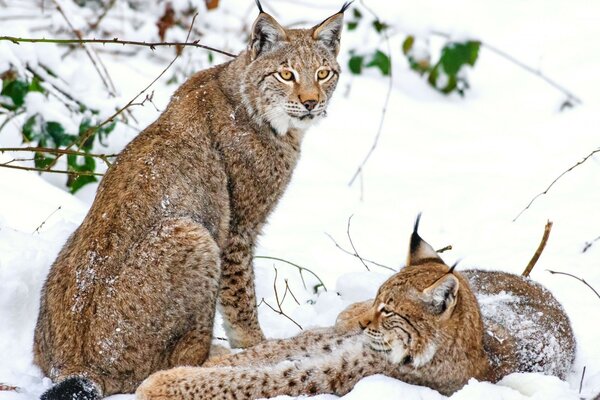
[407,213,444,266]
[312,2,352,55]
[249,12,287,60]
[422,274,459,316]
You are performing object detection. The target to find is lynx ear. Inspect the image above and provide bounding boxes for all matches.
[312,2,352,55]
[249,9,287,60]
[407,213,444,266]
[422,274,459,316]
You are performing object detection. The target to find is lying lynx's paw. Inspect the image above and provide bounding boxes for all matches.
[335,300,373,333]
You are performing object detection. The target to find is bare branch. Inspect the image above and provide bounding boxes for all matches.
[0,146,118,168]
[254,255,327,292]
[0,36,236,58]
[325,232,394,271]
[514,147,600,221]
[33,206,62,234]
[522,220,553,277]
[258,268,303,330]
[436,245,453,253]
[348,0,393,187]
[0,383,20,392]
[0,163,104,177]
[346,215,373,271]
[51,0,117,96]
[48,13,201,170]
[579,366,586,395]
[547,270,600,301]
[582,235,600,254]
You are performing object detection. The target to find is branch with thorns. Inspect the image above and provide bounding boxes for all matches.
[0,36,236,58]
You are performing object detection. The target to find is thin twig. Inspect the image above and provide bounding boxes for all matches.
[254,255,327,292]
[88,0,116,30]
[0,36,237,58]
[346,215,370,271]
[514,148,600,221]
[0,383,19,392]
[0,163,103,176]
[33,205,62,234]
[579,366,586,394]
[284,279,301,305]
[49,13,201,170]
[325,232,394,271]
[0,147,117,167]
[348,0,393,187]
[259,268,303,330]
[51,0,117,96]
[582,235,600,254]
[547,270,600,301]
[522,220,553,277]
[436,245,453,253]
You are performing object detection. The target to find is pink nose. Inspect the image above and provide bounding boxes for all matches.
[302,99,317,111]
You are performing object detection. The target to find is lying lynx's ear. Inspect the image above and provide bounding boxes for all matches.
[407,213,444,266]
[312,2,352,55]
[422,274,460,317]
[249,11,287,60]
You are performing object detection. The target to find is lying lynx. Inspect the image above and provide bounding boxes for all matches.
[34,2,349,400]
[137,217,575,399]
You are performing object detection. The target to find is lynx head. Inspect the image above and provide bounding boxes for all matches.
[358,214,479,369]
[239,1,351,135]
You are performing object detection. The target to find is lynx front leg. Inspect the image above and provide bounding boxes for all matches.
[218,233,265,348]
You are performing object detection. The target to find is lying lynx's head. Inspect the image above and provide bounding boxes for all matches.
[358,215,482,369]
[239,2,350,135]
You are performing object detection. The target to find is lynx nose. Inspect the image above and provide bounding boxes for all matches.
[302,99,317,111]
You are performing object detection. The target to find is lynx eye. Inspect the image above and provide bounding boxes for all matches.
[317,69,331,80]
[278,70,294,81]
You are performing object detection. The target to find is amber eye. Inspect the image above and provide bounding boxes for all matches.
[279,70,294,81]
[317,69,330,80]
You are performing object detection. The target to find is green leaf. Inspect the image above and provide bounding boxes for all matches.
[348,55,364,75]
[46,121,76,147]
[352,8,362,19]
[22,115,39,142]
[34,152,55,169]
[347,21,358,31]
[439,41,480,76]
[1,79,29,110]
[68,174,97,193]
[366,50,391,76]
[29,76,45,93]
[372,20,388,33]
[402,36,415,55]
[67,153,96,172]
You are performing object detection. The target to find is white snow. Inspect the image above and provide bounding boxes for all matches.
[1,0,600,399]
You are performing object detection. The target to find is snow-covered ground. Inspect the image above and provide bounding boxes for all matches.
[1,0,600,399]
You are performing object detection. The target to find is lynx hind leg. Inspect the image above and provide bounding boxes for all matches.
[88,217,221,393]
[335,300,374,333]
[218,234,265,348]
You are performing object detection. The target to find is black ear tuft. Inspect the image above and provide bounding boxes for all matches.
[339,1,354,13]
[254,0,264,13]
[407,213,444,266]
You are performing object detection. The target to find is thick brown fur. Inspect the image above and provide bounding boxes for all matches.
[34,5,346,398]
[136,220,575,399]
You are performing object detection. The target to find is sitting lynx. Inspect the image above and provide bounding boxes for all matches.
[136,217,575,399]
[34,2,349,400]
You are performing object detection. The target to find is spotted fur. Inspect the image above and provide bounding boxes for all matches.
[137,218,575,399]
[34,5,347,400]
